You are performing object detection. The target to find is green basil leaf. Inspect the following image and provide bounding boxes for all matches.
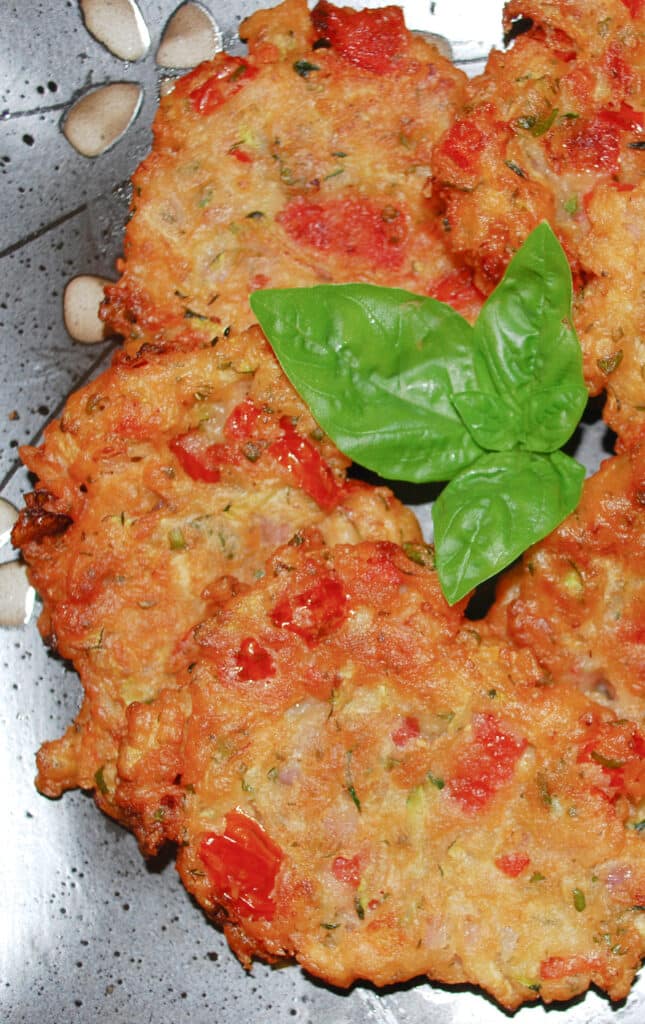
[452,384,588,452]
[432,450,585,604]
[472,222,585,451]
[251,283,484,481]
[451,391,521,451]
[523,385,588,451]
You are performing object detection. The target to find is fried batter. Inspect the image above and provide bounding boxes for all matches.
[487,447,645,721]
[100,0,477,350]
[115,536,645,1010]
[13,327,420,813]
[12,0,645,1013]
[429,1,645,439]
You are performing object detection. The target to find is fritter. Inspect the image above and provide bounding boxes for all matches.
[429,1,645,439]
[115,535,645,1010]
[487,447,645,721]
[13,326,420,817]
[100,0,480,351]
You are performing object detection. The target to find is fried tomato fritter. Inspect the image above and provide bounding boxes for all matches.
[487,448,645,721]
[429,1,645,439]
[13,327,420,812]
[100,0,479,350]
[114,536,645,1010]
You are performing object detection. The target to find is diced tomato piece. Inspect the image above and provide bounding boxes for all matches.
[620,0,645,17]
[229,146,254,163]
[438,119,487,173]
[224,398,265,441]
[268,417,342,511]
[528,25,576,62]
[428,269,484,317]
[312,1,408,73]
[235,637,275,681]
[540,954,602,981]
[603,46,636,93]
[331,854,361,888]
[188,57,257,116]
[271,575,348,645]
[597,102,644,132]
[549,106,642,174]
[448,713,528,813]
[495,852,530,877]
[577,718,645,800]
[392,716,421,747]
[169,430,235,482]
[278,196,408,272]
[199,811,284,920]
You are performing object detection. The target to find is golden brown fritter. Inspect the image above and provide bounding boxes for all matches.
[429,1,645,439]
[115,535,645,1010]
[575,183,645,446]
[487,447,645,721]
[13,326,420,815]
[100,0,480,350]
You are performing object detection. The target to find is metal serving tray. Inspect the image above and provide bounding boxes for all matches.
[0,2,641,1021]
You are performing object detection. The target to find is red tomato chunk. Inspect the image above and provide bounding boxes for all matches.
[278,196,408,272]
[312,1,408,73]
[271,575,348,645]
[448,713,528,813]
[199,811,284,920]
[188,58,257,115]
[331,854,361,888]
[235,637,276,681]
[495,852,530,877]
[169,430,232,483]
[268,417,343,511]
[392,716,421,747]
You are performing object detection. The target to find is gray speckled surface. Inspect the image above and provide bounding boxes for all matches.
[1,3,642,1023]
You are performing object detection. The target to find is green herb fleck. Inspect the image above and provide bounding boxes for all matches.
[345,751,362,811]
[516,108,558,136]
[293,60,320,77]
[347,784,361,812]
[597,350,623,375]
[402,542,435,568]
[168,527,186,550]
[94,766,108,795]
[537,771,553,807]
[505,159,527,178]
[573,888,586,912]
[591,750,625,770]
[563,195,579,215]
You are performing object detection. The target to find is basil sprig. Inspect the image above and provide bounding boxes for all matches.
[251,223,587,604]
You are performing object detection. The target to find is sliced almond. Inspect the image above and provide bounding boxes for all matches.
[0,561,35,629]
[80,0,150,62]
[156,2,222,69]
[63,82,142,158]
[64,275,112,343]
